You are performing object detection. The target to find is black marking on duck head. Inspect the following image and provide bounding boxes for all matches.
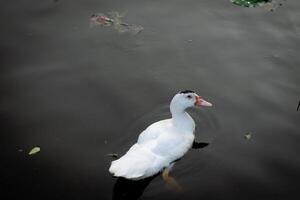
[179,90,195,94]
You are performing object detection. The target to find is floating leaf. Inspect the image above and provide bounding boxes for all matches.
[244,132,252,140]
[28,147,41,155]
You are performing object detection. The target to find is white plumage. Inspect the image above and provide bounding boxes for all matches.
[109,90,212,180]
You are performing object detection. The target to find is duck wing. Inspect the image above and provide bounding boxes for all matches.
[137,119,171,144]
[109,120,171,180]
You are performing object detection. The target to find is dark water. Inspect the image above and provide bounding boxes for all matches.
[1,0,300,199]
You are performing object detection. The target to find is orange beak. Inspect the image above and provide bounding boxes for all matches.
[195,96,212,107]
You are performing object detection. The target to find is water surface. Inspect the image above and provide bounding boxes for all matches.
[1,0,300,199]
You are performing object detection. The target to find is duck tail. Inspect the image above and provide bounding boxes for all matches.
[109,144,156,180]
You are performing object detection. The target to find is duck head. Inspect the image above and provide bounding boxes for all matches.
[170,90,212,114]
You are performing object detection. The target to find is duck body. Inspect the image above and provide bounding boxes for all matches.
[109,90,212,180]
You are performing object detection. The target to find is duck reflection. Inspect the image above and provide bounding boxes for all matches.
[192,141,209,149]
[111,141,209,200]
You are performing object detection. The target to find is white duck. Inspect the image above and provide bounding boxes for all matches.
[109,90,212,182]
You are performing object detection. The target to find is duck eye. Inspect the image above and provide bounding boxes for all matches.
[187,95,192,99]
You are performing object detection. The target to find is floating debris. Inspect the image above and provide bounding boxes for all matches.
[297,100,300,111]
[259,0,280,11]
[28,147,41,155]
[90,12,143,34]
[107,153,118,158]
[230,0,286,11]
[90,13,114,27]
[244,132,252,140]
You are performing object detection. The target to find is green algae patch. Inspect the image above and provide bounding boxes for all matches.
[230,0,271,7]
[230,0,285,11]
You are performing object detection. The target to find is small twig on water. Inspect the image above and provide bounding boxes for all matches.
[107,153,118,158]
[297,100,300,111]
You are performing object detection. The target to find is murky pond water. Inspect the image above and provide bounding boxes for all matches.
[1,0,300,199]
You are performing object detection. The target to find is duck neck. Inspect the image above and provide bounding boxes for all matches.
[170,107,195,132]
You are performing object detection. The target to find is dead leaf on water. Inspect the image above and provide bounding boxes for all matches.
[28,147,41,155]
